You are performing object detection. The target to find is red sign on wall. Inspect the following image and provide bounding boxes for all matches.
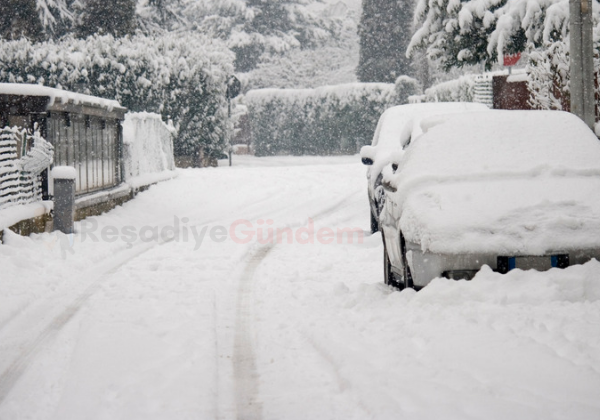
[503,52,521,67]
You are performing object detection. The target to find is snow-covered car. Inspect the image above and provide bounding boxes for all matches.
[380,110,600,289]
[360,102,489,233]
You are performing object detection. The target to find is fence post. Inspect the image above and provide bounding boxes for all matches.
[52,166,76,234]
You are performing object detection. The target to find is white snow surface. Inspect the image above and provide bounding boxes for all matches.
[0,83,122,111]
[386,110,600,254]
[0,201,52,230]
[1,155,599,419]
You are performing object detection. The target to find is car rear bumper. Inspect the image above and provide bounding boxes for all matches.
[404,242,600,287]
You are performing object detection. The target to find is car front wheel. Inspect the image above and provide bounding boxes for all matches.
[400,235,414,289]
[384,241,402,289]
[370,209,379,233]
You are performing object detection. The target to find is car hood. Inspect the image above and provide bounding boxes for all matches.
[392,176,600,255]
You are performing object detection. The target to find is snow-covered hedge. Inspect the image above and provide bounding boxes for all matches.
[0,34,234,160]
[122,112,176,187]
[424,74,477,103]
[245,83,395,156]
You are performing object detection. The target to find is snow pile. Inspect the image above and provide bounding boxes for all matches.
[0,201,52,232]
[122,112,176,188]
[251,188,600,419]
[386,110,600,254]
[245,83,395,156]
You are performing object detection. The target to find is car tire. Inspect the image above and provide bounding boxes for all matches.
[370,209,379,233]
[384,241,402,289]
[400,235,414,289]
[403,255,414,289]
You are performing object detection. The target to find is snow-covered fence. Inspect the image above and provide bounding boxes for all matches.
[246,83,395,156]
[473,74,494,108]
[122,113,176,188]
[0,127,53,211]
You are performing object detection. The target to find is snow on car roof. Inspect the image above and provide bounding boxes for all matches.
[374,102,489,151]
[397,110,600,185]
[0,83,123,111]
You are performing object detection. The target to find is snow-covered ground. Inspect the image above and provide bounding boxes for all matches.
[1,156,599,419]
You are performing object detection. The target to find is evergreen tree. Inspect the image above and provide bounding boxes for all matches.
[357,0,414,83]
[231,0,294,70]
[0,0,44,41]
[137,0,186,34]
[37,0,76,38]
[406,0,578,72]
[180,0,339,72]
[76,0,136,38]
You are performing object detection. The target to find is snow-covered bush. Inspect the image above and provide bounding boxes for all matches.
[0,33,234,160]
[391,76,422,105]
[245,83,394,156]
[527,41,571,111]
[527,35,600,117]
[424,74,477,102]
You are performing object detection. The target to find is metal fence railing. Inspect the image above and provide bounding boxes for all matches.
[46,113,122,195]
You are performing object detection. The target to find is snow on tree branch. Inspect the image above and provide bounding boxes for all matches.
[409,0,599,70]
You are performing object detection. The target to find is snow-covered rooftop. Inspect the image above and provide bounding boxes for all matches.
[0,83,124,112]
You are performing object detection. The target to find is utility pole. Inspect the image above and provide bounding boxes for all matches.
[569,0,595,129]
[226,75,241,166]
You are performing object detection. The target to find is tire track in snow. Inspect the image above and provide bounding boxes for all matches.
[0,210,227,339]
[232,189,361,419]
[234,244,274,420]
[0,235,180,404]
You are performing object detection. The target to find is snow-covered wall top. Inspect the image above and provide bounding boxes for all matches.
[0,83,123,111]
[122,112,176,184]
[246,83,394,104]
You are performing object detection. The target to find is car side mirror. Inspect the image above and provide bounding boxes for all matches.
[360,145,376,166]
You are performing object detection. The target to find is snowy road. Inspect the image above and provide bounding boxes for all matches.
[1,156,600,419]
